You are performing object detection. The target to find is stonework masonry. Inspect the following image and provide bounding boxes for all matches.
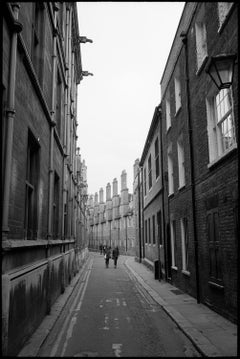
[87,170,135,256]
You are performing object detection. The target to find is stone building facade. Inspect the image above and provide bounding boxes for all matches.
[87,170,135,256]
[160,2,238,322]
[2,3,89,355]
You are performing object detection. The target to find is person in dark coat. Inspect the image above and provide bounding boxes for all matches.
[112,246,119,268]
[104,246,111,268]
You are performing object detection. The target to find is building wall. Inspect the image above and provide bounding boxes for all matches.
[87,171,136,256]
[138,108,165,276]
[2,3,89,355]
[160,2,238,322]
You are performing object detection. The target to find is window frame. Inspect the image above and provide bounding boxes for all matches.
[177,134,186,189]
[167,143,174,195]
[166,91,171,131]
[155,137,160,179]
[170,220,177,269]
[148,154,152,190]
[24,130,40,240]
[152,215,156,245]
[206,87,236,165]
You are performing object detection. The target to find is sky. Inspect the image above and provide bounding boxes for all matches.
[77,2,185,198]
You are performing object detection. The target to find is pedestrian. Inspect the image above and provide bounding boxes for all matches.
[112,246,119,268]
[104,246,111,268]
[99,244,103,254]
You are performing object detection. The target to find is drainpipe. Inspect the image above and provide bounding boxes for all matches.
[158,105,168,281]
[181,32,200,303]
[2,4,22,242]
[47,5,58,245]
[137,168,142,262]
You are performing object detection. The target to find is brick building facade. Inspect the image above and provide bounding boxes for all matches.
[135,107,166,278]
[87,170,136,256]
[160,2,238,322]
[2,3,90,355]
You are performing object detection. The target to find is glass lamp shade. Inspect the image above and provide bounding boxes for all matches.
[206,54,236,90]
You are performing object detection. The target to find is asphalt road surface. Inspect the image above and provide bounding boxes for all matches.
[38,253,201,357]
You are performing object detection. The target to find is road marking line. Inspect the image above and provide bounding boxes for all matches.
[50,258,93,357]
[112,344,122,357]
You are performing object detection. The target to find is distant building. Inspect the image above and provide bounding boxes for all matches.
[160,2,238,322]
[87,170,135,255]
[2,3,90,355]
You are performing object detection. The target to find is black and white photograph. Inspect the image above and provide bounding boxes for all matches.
[2,2,238,357]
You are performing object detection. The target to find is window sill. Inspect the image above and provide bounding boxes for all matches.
[168,193,174,199]
[171,266,178,271]
[196,55,208,76]
[178,184,186,192]
[208,143,237,169]
[208,281,224,290]
[182,270,190,276]
[174,106,182,117]
[166,125,172,134]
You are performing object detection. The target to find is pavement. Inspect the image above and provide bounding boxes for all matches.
[124,256,238,358]
[18,252,238,357]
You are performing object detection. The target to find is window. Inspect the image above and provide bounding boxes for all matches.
[167,143,174,195]
[170,220,177,268]
[166,91,171,130]
[145,219,148,244]
[180,218,189,272]
[52,171,60,239]
[206,88,236,163]
[148,218,151,244]
[177,134,185,188]
[148,154,152,189]
[195,6,208,71]
[174,67,181,113]
[218,3,234,29]
[24,131,40,240]
[31,3,45,82]
[157,211,162,245]
[155,137,160,179]
[56,69,62,136]
[143,167,147,196]
[152,215,156,244]
[207,209,223,283]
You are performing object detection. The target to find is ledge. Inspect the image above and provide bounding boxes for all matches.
[182,269,190,277]
[208,281,224,290]
[207,144,237,170]
[2,239,75,251]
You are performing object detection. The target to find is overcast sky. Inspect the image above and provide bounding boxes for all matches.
[77,2,185,198]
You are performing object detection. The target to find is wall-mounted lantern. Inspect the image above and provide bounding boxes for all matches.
[205,54,236,90]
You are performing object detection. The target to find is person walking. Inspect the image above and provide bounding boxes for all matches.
[104,246,111,268]
[112,246,119,268]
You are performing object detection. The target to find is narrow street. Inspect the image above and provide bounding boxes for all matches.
[38,253,200,357]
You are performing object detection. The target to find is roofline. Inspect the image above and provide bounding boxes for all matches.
[139,104,162,167]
